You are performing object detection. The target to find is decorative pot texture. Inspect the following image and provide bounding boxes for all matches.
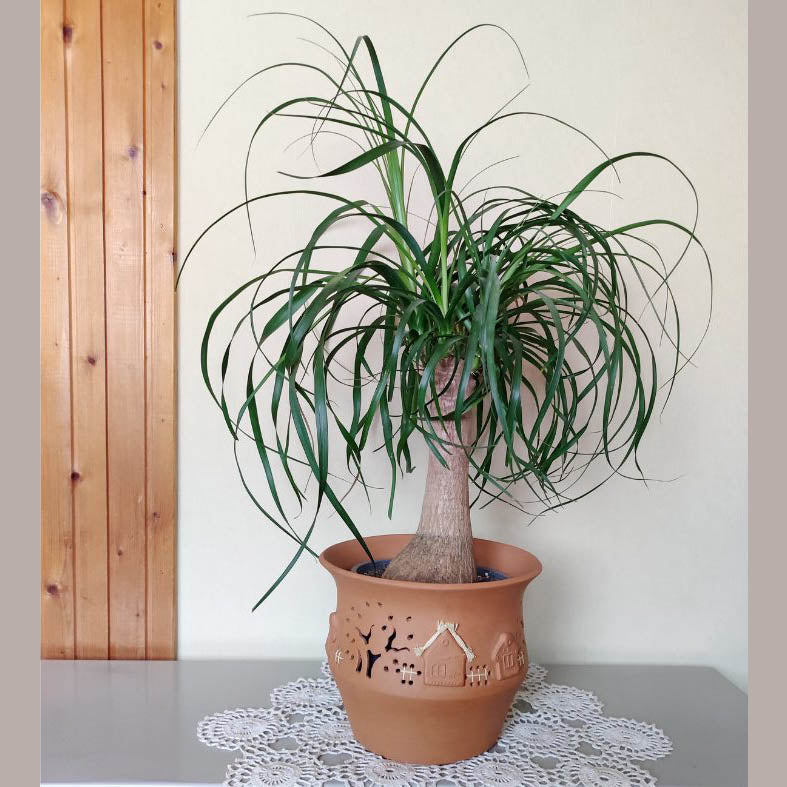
[320,534,542,765]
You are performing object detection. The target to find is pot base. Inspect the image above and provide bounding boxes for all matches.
[340,678,516,764]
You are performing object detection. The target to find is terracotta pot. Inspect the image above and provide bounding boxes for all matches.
[320,534,542,764]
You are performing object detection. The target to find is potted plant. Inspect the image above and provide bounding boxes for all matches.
[181,15,710,765]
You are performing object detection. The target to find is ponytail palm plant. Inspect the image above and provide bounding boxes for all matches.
[181,16,711,607]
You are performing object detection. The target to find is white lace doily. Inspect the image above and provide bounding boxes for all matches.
[197,661,671,786]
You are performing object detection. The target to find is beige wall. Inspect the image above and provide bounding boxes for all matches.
[178,0,747,689]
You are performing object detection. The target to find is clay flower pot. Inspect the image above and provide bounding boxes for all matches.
[320,533,542,764]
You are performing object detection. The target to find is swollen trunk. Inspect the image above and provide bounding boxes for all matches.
[383,360,476,583]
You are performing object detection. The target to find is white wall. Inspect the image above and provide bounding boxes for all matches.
[178,0,747,689]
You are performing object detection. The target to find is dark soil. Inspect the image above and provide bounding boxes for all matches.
[353,559,507,582]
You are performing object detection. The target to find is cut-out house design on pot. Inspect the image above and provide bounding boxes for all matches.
[415,621,475,687]
[491,632,526,681]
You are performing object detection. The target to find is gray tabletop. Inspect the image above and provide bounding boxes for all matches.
[41,660,747,787]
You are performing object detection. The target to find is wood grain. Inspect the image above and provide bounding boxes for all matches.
[64,0,110,659]
[41,0,177,660]
[102,0,148,660]
[144,0,177,660]
[41,0,75,659]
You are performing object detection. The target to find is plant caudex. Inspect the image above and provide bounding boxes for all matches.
[179,15,711,606]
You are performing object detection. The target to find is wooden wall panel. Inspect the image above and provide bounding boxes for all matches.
[102,0,148,660]
[41,0,75,659]
[41,0,177,660]
[65,0,110,660]
[144,0,178,659]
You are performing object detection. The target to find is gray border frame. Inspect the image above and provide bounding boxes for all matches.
[749,0,784,784]
[2,0,780,784]
[2,1,41,785]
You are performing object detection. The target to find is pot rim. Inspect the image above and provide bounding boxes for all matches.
[319,533,542,592]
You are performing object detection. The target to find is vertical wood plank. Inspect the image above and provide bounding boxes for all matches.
[102,0,147,659]
[144,0,177,659]
[64,0,110,659]
[41,0,75,659]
